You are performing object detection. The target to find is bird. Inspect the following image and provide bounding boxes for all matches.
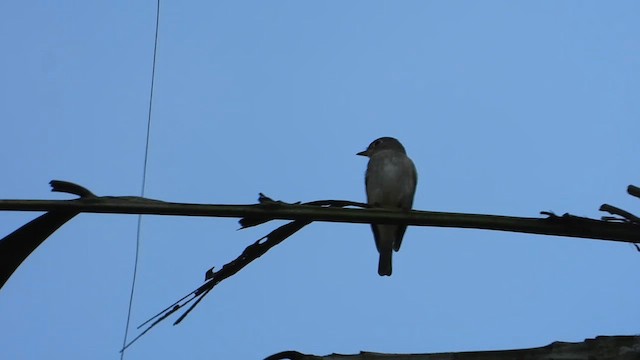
[357,137,417,276]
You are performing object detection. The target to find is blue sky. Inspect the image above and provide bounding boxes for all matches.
[1,1,639,359]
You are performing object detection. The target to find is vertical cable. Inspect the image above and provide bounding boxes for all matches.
[120,0,160,357]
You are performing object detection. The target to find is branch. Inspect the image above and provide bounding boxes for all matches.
[3,180,640,349]
[600,204,640,225]
[264,335,640,360]
[123,194,362,350]
[628,185,640,199]
[0,181,95,289]
[4,180,640,293]
[121,218,311,351]
[1,183,639,244]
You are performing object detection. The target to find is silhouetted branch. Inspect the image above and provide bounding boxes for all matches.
[600,204,640,224]
[121,219,311,351]
[264,335,640,360]
[0,181,94,289]
[123,194,366,349]
[3,180,640,349]
[49,180,96,198]
[599,189,640,251]
[2,182,640,244]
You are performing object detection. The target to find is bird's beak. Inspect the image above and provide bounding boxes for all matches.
[356,150,369,157]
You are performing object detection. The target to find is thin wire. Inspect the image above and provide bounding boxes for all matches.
[120,0,160,358]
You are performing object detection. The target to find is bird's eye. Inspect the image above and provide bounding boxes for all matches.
[373,139,382,147]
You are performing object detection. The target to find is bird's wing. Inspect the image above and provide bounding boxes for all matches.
[393,156,418,251]
[393,225,408,252]
[371,224,381,252]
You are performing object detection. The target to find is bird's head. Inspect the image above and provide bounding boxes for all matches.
[356,137,407,157]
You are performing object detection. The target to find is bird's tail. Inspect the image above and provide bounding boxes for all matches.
[378,249,392,276]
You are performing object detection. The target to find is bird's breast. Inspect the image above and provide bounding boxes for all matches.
[365,152,416,208]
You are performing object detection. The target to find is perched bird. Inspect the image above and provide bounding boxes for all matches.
[357,137,418,276]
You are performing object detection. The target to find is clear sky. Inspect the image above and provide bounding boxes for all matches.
[1,1,639,359]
